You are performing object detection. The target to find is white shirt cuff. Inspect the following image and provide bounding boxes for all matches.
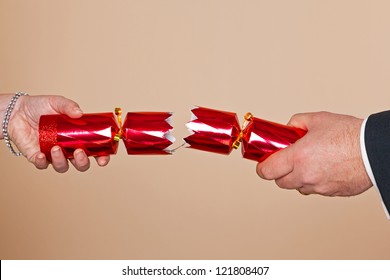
[360,117,390,219]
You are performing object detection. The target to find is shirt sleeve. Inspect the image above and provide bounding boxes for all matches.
[361,113,390,219]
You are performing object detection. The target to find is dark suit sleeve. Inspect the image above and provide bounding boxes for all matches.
[365,111,390,213]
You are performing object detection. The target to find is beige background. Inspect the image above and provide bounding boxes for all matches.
[1,0,390,259]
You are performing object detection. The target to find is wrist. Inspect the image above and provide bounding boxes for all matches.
[7,94,28,138]
[1,92,29,156]
[359,117,376,187]
[348,117,373,192]
[0,94,15,139]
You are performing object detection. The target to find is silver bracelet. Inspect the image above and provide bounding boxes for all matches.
[2,92,28,156]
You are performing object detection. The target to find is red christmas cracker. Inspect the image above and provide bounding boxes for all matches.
[184,107,307,162]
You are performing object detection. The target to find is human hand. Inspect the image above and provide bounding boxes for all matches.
[256,112,373,196]
[3,94,110,172]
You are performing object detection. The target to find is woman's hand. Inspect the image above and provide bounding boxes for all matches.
[3,94,110,172]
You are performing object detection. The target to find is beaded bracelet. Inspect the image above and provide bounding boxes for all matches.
[2,92,28,156]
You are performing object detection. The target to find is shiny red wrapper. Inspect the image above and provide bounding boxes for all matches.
[184,107,241,155]
[122,112,174,155]
[241,117,307,162]
[184,107,307,162]
[39,113,119,161]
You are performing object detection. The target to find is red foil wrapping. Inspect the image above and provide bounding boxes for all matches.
[39,113,120,160]
[184,107,240,155]
[184,107,307,162]
[241,117,307,162]
[122,112,174,154]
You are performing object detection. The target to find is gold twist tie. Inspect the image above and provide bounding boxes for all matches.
[114,107,123,142]
[232,112,253,149]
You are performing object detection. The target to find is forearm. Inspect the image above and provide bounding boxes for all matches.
[0,94,14,139]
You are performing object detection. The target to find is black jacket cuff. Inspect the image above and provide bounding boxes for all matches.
[365,111,390,212]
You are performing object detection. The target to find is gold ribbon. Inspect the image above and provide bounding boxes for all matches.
[232,112,253,149]
[114,107,123,142]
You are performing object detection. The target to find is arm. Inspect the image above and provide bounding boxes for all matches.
[0,93,110,172]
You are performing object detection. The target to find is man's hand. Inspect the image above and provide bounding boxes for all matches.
[256,112,373,196]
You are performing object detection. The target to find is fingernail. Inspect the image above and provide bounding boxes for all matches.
[52,146,61,155]
[37,153,45,160]
[74,107,83,114]
[75,149,85,160]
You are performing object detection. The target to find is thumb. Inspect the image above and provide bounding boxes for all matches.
[287,113,314,130]
[49,96,83,118]
[256,144,295,180]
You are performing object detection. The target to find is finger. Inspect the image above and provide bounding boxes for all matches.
[296,186,315,196]
[51,146,70,173]
[32,152,50,170]
[49,96,83,118]
[95,156,110,167]
[70,149,90,172]
[256,146,294,180]
[275,172,303,190]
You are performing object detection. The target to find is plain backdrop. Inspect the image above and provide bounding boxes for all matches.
[1,0,390,259]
